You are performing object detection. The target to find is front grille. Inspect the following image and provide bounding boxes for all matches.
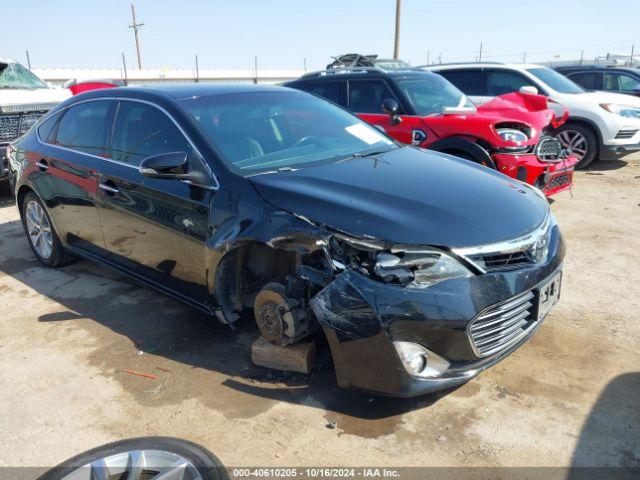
[615,129,638,140]
[468,291,536,357]
[546,174,570,191]
[0,111,47,143]
[468,251,533,271]
[535,136,563,161]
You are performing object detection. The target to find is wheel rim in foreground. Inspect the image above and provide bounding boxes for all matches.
[59,449,204,480]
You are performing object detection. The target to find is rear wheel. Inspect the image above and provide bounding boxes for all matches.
[555,123,598,169]
[20,192,76,267]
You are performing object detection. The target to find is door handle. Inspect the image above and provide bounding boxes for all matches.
[99,182,119,195]
[36,160,48,171]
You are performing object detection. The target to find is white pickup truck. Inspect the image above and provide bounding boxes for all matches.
[1,57,70,190]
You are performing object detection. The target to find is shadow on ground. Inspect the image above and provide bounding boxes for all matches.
[0,216,449,424]
[569,372,640,478]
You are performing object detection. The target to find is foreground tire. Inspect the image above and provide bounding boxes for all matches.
[20,192,76,267]
[37,436,228,480]
[555,123,598,169]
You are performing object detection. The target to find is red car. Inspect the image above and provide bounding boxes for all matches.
[286,67,577,197]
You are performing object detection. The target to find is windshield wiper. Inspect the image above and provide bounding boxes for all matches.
[336,147,394,164]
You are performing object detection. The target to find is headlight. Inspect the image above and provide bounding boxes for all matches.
[377,247,474,286]
[393,341,450,378]
[496,128,528,143]
[600,103,640,119]
[329,236,474,287]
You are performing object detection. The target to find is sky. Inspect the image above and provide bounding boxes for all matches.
[4,0,640,71]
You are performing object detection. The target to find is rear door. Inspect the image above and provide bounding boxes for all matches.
[30,99,114,254]
[96,99,213,307]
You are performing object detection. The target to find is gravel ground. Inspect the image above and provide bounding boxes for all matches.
[0,155,638,471]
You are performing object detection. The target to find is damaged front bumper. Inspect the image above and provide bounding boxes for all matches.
[310,229,565,397]
[492,153,577,197]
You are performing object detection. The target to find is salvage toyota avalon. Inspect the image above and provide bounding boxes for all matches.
[12,84,564,397]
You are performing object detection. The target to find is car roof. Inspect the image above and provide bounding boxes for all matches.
[555,65,640,73]
[73,82,293,102]
[423,63,543,71]
[291,68,441,82]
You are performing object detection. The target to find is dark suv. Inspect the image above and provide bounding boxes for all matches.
[13,84,564,397]
[554,65,640,97]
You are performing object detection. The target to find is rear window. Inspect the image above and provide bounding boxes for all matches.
[438,70,486,96]
[306,82,347,108]
[55,101,112,156]
[37,113,60,144]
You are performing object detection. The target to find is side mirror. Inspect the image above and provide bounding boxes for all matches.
[139,152,190,179]
[519,85,539,95]
[381,98,402,124]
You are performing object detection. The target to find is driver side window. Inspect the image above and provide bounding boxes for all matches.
[348,80,399,114]
[111,101,192,166]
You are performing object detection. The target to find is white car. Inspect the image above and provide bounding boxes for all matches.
[1,57,70,189]
[423,62,640,168]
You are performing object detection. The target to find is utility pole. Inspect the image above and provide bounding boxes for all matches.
[195,54,199,82]
[121,53,129,86]
[254,56,258,84]
[580,49,584,65]
[25,50,31,69]
[393,0,402,59]
[478,42,483,62]
[129,3,144,69]
[438,52,442,64]
[631,45,636,67]
[426,50,430,65]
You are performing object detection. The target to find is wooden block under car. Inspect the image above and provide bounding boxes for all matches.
[251,336,316,374]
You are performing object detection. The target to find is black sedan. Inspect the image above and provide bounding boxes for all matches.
[11,84,564,396]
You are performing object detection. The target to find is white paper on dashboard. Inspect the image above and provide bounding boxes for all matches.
[345,123,391,145]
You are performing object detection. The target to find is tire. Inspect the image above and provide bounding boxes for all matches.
[555,122,598,169]
[442,150,497,170]
[20,191,76,267]
[37,436,228,480]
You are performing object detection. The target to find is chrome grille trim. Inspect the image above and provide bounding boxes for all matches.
[535,135,563,161]
[467,291,536,357]
[452,211,554,274]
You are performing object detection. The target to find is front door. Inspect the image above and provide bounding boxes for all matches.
[348,79,426,145]
[96,100,213,307]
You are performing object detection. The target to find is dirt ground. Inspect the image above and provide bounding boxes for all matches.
[0,155,638,471]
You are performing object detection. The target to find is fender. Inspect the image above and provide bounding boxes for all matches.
[427,136,497,169]
[551,116,603,145]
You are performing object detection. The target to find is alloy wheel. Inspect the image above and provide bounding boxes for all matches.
[58,449,204,480]
[557,130,588,161]
[25,200,53,259]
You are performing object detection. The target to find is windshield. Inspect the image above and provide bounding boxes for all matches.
[178,90,396,174]
[395,76,474,115]
[526,67,584,94]
[0,62,49,89]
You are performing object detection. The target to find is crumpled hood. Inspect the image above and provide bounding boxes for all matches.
[249,147,550,248]
[0,87,71,110]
